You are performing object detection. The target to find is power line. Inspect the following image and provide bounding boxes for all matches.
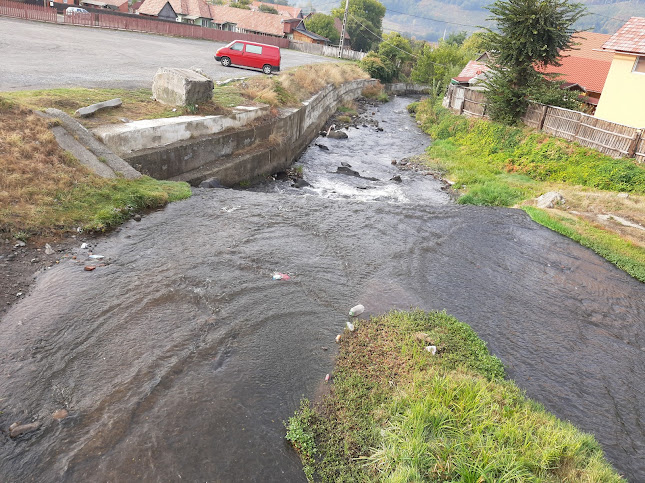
[385,7,480,29]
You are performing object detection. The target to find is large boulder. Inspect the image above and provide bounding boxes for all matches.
[152,67,214,106]
[536,191,565,209]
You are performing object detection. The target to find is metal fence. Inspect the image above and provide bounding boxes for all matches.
[0,0,56,23]
[444,85,644,162]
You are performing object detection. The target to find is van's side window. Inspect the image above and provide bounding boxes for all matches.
[230,43,244,51]
[246,44,263,55]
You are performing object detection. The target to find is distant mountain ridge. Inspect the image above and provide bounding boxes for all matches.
[306,0,645,42]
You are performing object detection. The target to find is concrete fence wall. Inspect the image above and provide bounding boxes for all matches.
[288,41,366,61]
[124,78,378,185]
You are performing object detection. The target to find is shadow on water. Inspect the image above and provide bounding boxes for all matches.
[0,97,643,482]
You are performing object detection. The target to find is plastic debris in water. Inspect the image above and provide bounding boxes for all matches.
[346,321,355,332]
[349,304,364,317]
[89,255,104,260]
[80,243,88,249]
[272,272,290,281]
[425,345,437,355]
[335,334,341,343]
[325,374,330,382]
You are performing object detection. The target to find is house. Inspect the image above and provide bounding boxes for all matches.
[334,17,350,45]
[80,0,128,11]
[208,5,286,37]
[138,0,212,26]
[293,19,329,44]
[594,17,645,127]
[540,32,613,109]
[451,54,489,87]
[249,1,302,19]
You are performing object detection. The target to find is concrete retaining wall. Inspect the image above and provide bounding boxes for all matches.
[93,105,270,156]
[125,79,378,186]
[386,83,431,95]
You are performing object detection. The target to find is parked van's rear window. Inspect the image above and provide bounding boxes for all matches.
[231,43,244,51]
[246,45,263,55]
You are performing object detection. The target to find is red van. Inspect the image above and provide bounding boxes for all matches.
[215,40,281,75]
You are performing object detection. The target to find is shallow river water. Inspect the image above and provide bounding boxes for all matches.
[1,97,644,482]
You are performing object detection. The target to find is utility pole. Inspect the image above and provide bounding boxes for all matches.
[338,0,349,59]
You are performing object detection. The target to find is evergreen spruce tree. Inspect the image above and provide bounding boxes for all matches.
[482,0,586,123]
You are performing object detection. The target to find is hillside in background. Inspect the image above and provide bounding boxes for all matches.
[304,0,645,42]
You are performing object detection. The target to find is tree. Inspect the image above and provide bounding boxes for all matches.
[332,0,386,52]
[482,0,586,123]
[376,32,413,78]
[306,13,340,44]
[411,41,471,97]
[258,4,279,13]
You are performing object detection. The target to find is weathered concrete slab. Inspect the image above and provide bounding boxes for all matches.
[152,67,214,106]
[51,126,117,178]
[75,98,122,118]
[44,108,141,179]
[92,105,270,155]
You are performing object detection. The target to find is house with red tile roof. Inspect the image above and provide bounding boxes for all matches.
[595,17,645,127]
[250,1,302,19]
[208,4,286,36]
[80,0,128,12]
[138,0,212,26]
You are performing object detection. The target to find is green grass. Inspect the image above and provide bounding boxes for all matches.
[286,310,623,482]
[415,99,645,202]
[523,206,645,282]
[212,85,246,108]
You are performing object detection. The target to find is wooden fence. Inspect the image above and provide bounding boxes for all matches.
[0,0,56,23]
[444,85,644,162]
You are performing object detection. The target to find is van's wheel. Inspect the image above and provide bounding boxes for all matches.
[221,57,231,67]
[262,64,273,75]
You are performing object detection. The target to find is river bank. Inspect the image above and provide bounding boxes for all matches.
[410,98,645,282]
[287,310,623,481]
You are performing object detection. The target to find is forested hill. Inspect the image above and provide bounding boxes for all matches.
[308,0,645,41]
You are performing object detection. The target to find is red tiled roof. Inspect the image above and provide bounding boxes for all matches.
[250,1,301,19]
[602,17,645,55]
[568,32,613,61]
[138,0,211,18]
[455,60,489,80]
[209,5,285,36]
[541,56,611,94]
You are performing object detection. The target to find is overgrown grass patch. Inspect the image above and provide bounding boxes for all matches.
[286,310,623,482]
[0,101,190,238]
[523,206,645,282]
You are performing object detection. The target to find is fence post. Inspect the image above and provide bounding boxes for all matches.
[538,105,548,131]
[628,130,642,159]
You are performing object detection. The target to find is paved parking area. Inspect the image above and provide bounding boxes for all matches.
[0,17,333,91]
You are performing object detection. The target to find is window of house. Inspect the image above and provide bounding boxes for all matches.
[231,42,244,51]
[633,57,645,74]
[246,44,262,55]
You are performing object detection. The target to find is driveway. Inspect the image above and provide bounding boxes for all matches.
[0,17,334,91]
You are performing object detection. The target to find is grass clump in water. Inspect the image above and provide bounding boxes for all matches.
[286,310,623,482]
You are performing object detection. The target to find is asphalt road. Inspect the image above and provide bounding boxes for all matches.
[0,17,334,91]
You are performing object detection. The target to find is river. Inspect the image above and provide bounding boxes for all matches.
[0,97,643,482]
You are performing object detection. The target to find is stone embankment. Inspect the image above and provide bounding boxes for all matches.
[93,79,379,186]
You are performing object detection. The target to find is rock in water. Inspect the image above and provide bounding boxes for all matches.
[10,422,41,438]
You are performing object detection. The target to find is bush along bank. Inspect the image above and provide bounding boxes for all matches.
[408,98,645,283]
[286,310,624,482]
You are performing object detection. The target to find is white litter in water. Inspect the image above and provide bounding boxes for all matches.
[80,243,88,249]
[349,304,364,317]
[425,345,437,355]
[346,321,355,332]
[89,255,104,260]
[335,334,342,343]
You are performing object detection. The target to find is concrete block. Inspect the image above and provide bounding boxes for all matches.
[75,98,122,118]
[152,67,214,107]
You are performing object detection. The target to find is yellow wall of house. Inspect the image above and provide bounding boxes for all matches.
[595,53,645,128]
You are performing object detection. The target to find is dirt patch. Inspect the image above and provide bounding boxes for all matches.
[0,233,101,317]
